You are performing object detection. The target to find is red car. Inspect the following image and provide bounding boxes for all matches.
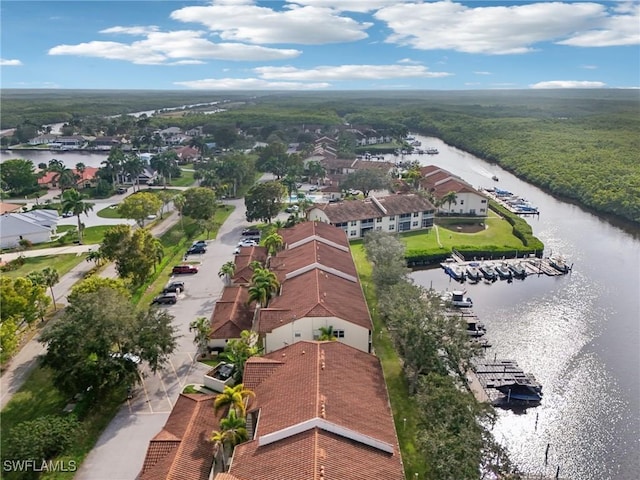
[172,264,199,275]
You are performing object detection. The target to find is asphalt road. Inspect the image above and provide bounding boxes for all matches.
[76,198,259,480]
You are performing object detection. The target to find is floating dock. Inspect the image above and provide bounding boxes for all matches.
[468,358,542,407]
[482,187,540,216]
[440,256,571,281]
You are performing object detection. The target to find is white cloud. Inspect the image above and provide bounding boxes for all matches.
[284,0,399,13]
[1,58,23,66]
[397,58,422,65]
[254,64,451,81]
[170,3,371,44]
[580,65,598,70]
[48,30,300,64]
[530,80,607,89]
[100,26,160,36]
[557,2,640,47]
[474,71,492,76]
[174,77,331,90]
[375,1,620,54]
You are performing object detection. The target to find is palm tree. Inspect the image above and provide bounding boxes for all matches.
[262,233,283,256]
[189,317,212,360]
[214,384,255,417]
[173,193,186,231]
[249,267,280,307]
[272,219,286,230]
[318,325,337,341]
[218,261,236,286]
[151,150,179,188]
[86,249,105,267]
[404,167,422,189]
[102,147,124,186]
[440,191,458,213]
[210,429,228,472]
[61,189,94,244]
[220,409,249,448]
[56,168,78,192]
[247,284,269,307]
[306,160,325,186]
[122,153,144,192]
[41,267,60,311]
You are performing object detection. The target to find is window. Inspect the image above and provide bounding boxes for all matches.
[480,208,486,213]
[376,217,382,223]
[334,330,345,338]
[335,222,347,228]
[413,212,419,217]
[412,221,418,227]
[350,230,357,236]
[400,213,411,219]
[470,209,476,215]
[294,331,301,338]
[481,199,487,204]
[375,226,382,231]
[389,224,395,230]
[350,221,357,226]
[460,200,464,205]
[389,216,395,221]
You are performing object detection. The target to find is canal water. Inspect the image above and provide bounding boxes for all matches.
[401,135,639,479]
[0,149,109,169]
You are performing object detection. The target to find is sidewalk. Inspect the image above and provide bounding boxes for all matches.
[0,210,181,409]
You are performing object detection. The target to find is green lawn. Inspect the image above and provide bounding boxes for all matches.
[97,204,123,219]
[1,254,85,280]
[350,245,427,479]
[170,169,195,187]
[81,225,114,244]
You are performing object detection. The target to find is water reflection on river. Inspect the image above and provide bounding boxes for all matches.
[401,135,639,479]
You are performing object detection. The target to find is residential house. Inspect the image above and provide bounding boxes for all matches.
[50,136,85,149]
[308,193,436,239]
[208,286,256,353]
[419,166,488,216]
[28,134,58,146]
[37,166,100,190]
[0,202,24,214]
[138,394,222,480]
[174,146,200,164]
[257,222,372,353]
[231,246,268,285]
[0,209,58,249]
[221,341,405,480]
[92,136,122,150]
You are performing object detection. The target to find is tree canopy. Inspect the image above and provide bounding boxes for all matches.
[0,158,38,195]
[341,169,390,197]
[118,192,162,227]
[182,186,218,220]
[244,181,285,223]
[39,286,178,400]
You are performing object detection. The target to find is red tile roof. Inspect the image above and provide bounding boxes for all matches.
[209,286,256,340]
[312,194,435,224]
[278,221,349,249]
[232,246,267,284]
[37,166,99,186]
[138,394,221,480]
[257,268,371,333]
[227,342,404,480]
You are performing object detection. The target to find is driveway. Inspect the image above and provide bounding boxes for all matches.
[76,198,258,480]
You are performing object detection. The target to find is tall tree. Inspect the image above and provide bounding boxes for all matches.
[189,316,212,360]
[117,192,162,227]
[220,409,249,448]
[122,153,145,192]
[219,331,261,383]
[41,267,60,311]
[60,188,95,244]
[218,261,236,286]
[440,191,458,213]
[40,287,178,401]
[244,181,285,223]
[151,150,179,187]
[102,147,125,185]
[182,187,218,220]
[173,193,186,230]
[341,169,390,197]
[262,233,283,256]
[0,159,38,195]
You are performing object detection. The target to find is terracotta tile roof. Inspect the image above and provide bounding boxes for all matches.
[278,221,349,249]
[0,202,23,214]
[232,246,267,284]
[352,159,395,172]
[37,166,99,185]
[228,342,404,480]
[138,394,221,480]
[257,268,371,333]
[209,286,256,340]
[269,239,356,283]
[429,178,483,198]
[312,194,435,224]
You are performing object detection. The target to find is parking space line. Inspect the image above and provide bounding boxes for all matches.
[157,370,173,410]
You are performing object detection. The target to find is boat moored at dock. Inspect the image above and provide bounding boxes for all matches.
[480,264,498,280]
[466,264,482,281]
[495,263,512,279]
[507,262,527,278]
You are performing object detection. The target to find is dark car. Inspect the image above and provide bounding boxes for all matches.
[192,240,207,247]
[151,292,178,305]
[187,245,207,255]
[162,281,185,293]
[214,363,235,381]
[172,264,199,275]
[242,228,260,237]
[116,187,127,194]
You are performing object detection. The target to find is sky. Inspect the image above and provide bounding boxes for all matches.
[1,0,638,90]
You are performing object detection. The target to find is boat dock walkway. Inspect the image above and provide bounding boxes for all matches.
[440,256,569,277]
[469,358,542,407]
[481,187,540,216]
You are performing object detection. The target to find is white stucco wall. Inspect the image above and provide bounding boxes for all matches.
[264,316,370,353]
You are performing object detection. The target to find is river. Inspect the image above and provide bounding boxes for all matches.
[398,135,639,479]
[0,149,110,169]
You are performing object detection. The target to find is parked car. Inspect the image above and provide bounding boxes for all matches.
[116,187,127,194]
[285,205,299,213]
[162,281,185,293]
[308,185,318,192]
[111,352,141,364]
[187,245,207,255]
[151,292,178,305]
[241,228,260,237]
[172,264,199,275]
[61,211,74,218]
[238,239,258,247]
[192,240,207,247]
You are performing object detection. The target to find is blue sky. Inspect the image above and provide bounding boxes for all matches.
[1,0,638,90]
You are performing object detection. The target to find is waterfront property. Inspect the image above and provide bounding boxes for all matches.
[307,193,436,239]
[419,165,489,216]
[0,209,59,249]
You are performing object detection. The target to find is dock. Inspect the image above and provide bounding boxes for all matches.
[482,187,540,216]
[469,358,542,407]
[440,256,570,280]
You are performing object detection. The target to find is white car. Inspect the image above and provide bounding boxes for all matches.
[237,239,258,247]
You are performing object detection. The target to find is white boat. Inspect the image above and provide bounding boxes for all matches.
[443,290,473,308]
[425,147,439,154]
